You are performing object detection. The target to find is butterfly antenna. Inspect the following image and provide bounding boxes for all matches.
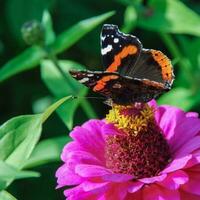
[72,96,106,100]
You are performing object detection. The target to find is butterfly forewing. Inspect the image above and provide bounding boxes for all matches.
[101,24,142,75]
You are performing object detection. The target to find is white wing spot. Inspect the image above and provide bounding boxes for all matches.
[114,38,119,43]
[101,35,106,41]
[79,77,89,83]
[113,83,122,89]
[101,45,113,55]
[87,74,94,77]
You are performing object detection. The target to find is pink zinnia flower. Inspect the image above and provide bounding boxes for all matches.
[56,100,200,200]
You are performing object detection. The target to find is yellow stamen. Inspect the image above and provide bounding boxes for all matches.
[106,103,154,136]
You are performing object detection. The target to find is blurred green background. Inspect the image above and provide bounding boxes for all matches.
[1,0,200,199]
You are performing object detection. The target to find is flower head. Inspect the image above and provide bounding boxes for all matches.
[56,100,200,200]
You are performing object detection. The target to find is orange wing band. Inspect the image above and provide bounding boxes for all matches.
[151,50,174,82]
[93,75,119,91]
[106,45,138,72]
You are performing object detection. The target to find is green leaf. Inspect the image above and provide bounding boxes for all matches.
[0,46,45,82]
[0,114,42,190]
[158,87,200,111]
[0,161,39,191]
[42,96,73,123]
[138,0,200,36]
[41,60,87,129]
[51,11,115,54]
[0,160,39,180]
[0,191,17,200]
[178,37,200,71]
[0,114,43,166]
[0,96,71,189]
[42,10,55,45]
[24,136,71,168]
[122,6,137,33]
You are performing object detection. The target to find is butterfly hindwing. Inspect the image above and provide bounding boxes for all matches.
[101,24,142,75]
[127,49,174,89]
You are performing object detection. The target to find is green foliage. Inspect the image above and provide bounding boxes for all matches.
[138,0,200,35]
[0,114,42,167]
[41,60,89,129]
[5,0,55,41]
[0,96,72,196]
[122,6,137,33]
[24,136,71,168]
[0,191,17,200]
[158,87,200,110]
[0,161,40,191]
[41,10,56,45]
[0,46,45,82]
[0,11,114,82]
[1,0,200,199]
[51,11,115,54]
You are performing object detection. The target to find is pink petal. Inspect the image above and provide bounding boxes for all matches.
[64,184,99,200]
[187,164,200,172]
[101,123,120,137]
[102,173,133,182]
[175,136,200,158]
[61,141,84,161]
[148,99,158,108]
[160,106,185,138]
[180,190,200,200]
[98,183,128,200]
[143,184,180,200]
[139,174,167,184]
[70,122,105,162]
[75,164,111,177]
[186,112,199,118]
[56,164,83,187]
[181,170,200,195]
[65,150,102,169]
[82,181,109,192]
[153,106,166,125]
[82,119,105,135]
[128,182,144,193]
[126,190,143,200]
[183,151,200,169]
[169,117,200,153]
[158,170,189,190]
[162,155,192,173]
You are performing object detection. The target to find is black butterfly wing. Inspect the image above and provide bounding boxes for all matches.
[101,24,142,75]
[98,75,166,105]
[69,70,166,105]
[127,49,174,89]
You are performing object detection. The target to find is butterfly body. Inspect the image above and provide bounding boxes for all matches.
[69,24,174,105]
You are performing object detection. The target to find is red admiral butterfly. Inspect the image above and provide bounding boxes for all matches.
[70,24,174,105]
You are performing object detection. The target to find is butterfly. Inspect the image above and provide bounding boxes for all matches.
[69,24,174,105]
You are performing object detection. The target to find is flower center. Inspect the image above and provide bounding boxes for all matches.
[105,103,171,179]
